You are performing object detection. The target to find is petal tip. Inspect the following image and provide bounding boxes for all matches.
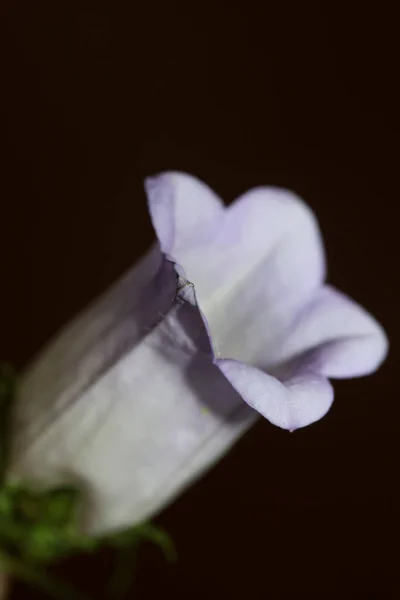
[144,172,172,198]
[376,326,389,365]
[215,358,334,431]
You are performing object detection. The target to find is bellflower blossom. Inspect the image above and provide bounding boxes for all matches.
[8,172,388,534]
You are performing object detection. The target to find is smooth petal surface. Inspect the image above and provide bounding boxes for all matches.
[10,255,256,535]
[272,285,388,378]
[145,172,224,259]
[216,359,333,431]
[146,173,326,366]
[12,245,176,449]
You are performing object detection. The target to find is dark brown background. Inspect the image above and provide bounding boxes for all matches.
[1,1,399,599]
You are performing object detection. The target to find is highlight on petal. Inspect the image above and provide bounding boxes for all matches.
[274,285,388,378]
[201,186,327,365]
[216,359,333,431]
[145,171,224,257]
[219,185,326,298]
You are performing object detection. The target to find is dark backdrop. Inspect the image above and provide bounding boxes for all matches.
[1,2,399,599]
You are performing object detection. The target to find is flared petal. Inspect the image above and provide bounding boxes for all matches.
[215,285,387,431]
[273,285,388,378]
[216,359,333,431]
[9,255,256,535]
[145,171,224,259]
[146,173,326,365]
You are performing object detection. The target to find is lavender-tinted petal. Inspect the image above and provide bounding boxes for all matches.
[216,358,333,431]
[273,285,388,378]
[207,187,325,364]
[145,171,224,257]
[146,174,326,365]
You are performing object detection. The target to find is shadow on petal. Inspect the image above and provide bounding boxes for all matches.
[185,355,255,423]
[152,287,255,423]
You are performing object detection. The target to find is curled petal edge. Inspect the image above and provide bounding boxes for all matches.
[215,358,334,431]
[173,262,334,432]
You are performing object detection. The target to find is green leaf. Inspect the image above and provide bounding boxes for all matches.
[39,485,81,528]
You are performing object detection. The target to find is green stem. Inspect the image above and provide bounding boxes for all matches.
[0,549,92,600]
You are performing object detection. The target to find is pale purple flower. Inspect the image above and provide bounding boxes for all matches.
[9,172,387,534]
